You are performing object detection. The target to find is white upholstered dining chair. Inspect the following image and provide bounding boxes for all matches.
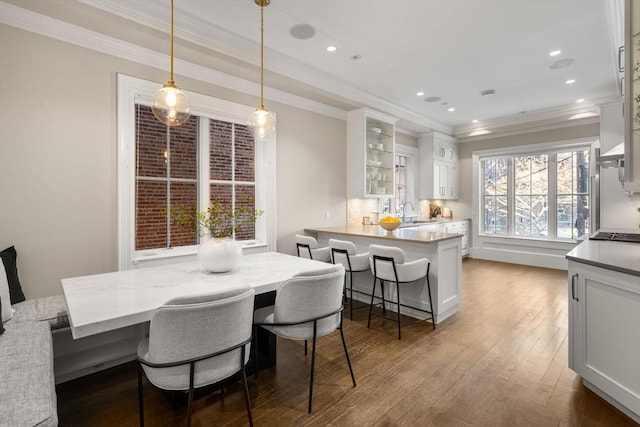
[253,264,356,413]
[136,286,255,427]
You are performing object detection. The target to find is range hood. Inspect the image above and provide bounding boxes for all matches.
[596,142,624,168]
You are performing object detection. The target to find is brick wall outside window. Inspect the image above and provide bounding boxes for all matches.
[135,108,257,251]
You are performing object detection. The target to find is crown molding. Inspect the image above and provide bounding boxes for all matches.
[76,0,452,134]
[0,0,346,121]
[452,95,620,143]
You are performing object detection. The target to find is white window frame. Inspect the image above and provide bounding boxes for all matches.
[473,137,596,244]
[117,74,276,270]
[393,144,419,218]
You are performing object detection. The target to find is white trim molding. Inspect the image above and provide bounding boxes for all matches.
[116,74,276,270]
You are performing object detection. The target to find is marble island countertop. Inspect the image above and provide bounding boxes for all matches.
[566,239,640,277]
[398,218,471,227]
[304,225,462,244]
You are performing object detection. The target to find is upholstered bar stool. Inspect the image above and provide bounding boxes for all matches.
[367,244,435,340]
[295,235,331,262]
[329,238,371,320]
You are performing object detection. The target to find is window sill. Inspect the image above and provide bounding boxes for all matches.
[132,241,268,264]
[477,234,581,248]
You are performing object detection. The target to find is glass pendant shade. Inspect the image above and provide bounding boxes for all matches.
[152,81,190,127]
[248,106,276,141]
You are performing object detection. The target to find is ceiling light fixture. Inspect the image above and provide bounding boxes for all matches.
[448,107,455,112]
[472,119,479,123]
[327,45,337,52]
[549,58,574,69]
[248,0,276,141]
[549,50,562,56]
[566,79,576,84]
[417,91,424,96]
[151,0,190,127]
[576,98,585,103]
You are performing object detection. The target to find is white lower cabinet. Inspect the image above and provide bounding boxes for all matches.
[418,220,470,256]
[568,261,640,422]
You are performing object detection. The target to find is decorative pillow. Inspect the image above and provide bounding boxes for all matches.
[0,246,25,304]
[0,261,12,325]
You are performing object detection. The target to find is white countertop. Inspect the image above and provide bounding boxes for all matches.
[62,252,331,339]
[566,240,640,277]
[305,225,462,244]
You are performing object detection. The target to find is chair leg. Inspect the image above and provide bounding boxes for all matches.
[240,346,254,427]
[253,325,259,379]
[396,280,402,340]
[367,275,378,329]
[308,322,318,413]
[349,270,354,320]
[137,364,145,427]
[339,324,357,387]
[380,280,386,315]
[426,275,436,330]
[186,363,195,427]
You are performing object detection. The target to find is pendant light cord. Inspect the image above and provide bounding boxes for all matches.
[260,4,265,109]
[170,0,175,83]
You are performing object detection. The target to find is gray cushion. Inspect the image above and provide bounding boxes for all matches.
[0,321,58,427]
[138,286,255,391]
[6,299,38,324]
[254,264,345,340]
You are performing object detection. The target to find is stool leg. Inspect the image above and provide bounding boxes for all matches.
[380,280,386,315]
[426,275,435,330]
[396,280,402,340]
[367,275,377,329]
[349,270,354,320]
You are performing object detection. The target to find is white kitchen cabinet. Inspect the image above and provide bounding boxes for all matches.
[416,219,470,256]
[347,108,397,199]
[622,0,640,191]
[347,108,396,199]
[568,261,640,422]
[443,220,470,256]
[419,132,459,200]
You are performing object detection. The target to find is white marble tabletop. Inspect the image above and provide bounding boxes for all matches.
[62,252,332,339]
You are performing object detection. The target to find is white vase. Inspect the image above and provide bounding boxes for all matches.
[198,237,242,273]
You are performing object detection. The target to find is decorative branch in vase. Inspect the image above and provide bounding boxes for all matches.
[167,199,263,272]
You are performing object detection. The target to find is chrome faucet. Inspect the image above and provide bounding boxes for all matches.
[401,201,415,223]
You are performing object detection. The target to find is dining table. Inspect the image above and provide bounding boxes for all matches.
[61,251,333,339]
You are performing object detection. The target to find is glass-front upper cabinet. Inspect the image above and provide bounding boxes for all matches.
[347,108,397,198]
[624,0,640,191]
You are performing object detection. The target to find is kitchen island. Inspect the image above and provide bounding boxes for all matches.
[566,240,640,423]
[304,225,463,324]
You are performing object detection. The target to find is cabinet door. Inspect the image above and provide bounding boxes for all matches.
[448,163,458,199]
[437,162,448,199]
[569,263,640,415]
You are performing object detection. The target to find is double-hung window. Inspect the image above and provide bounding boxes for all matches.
[480,142,591,241]
[117,75,276,269]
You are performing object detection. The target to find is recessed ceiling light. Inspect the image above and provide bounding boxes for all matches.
[448,107,455,112]
[576,98,585,103]
[566,79,576,84]
[326,45,337,52]
[549,50,562,57]
[472,119,479,123]
[424,96,441,102]
[549,58,574,69]
[416,91,424,96]
[350,54,362,61]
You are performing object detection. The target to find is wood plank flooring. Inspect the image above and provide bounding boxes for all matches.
[56,259,639,426]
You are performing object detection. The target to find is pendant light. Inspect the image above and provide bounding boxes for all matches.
[152,0,190,127]
[248,0,276,141]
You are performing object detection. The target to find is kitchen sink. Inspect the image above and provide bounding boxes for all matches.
[590,232,640,243]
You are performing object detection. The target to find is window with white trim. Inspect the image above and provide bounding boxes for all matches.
[480,146,590,240]
[117,75,276,269]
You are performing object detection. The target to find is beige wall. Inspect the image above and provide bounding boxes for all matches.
[0,25,347,298]
[448,123,601,220]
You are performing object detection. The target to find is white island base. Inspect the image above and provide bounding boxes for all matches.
[306,226,463,325]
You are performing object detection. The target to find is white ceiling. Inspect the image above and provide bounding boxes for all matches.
[38,0,625,134]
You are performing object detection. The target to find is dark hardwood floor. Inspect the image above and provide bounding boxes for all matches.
[56,259,639,426]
